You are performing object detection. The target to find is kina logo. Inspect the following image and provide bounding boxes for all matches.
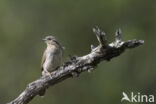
[121,92,154,103]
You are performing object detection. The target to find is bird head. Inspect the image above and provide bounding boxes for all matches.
[42,35,58,45]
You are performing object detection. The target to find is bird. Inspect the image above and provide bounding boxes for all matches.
[39,35,64,96]
[121,92,131,102]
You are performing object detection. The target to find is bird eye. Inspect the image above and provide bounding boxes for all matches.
[47,38,51,40]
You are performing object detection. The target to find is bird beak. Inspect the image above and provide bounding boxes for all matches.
[42,38,46,41]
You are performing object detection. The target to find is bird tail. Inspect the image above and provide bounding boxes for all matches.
[39,88,46,97]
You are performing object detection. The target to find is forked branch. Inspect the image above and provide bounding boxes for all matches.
[8,27,144,104]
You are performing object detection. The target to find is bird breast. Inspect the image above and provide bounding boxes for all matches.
[43,46,62,72]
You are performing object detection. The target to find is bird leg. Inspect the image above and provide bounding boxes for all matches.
[45,70,52,79]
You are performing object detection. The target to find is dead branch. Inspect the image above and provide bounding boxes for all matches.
[7,27,144,104]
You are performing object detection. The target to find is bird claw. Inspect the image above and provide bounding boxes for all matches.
[42,70,52,79]
[47,72,52,79]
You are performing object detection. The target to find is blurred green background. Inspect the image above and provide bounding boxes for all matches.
[0,0,155,104]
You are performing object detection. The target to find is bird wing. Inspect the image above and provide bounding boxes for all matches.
[41,49,46,71]
[55,40,64,57]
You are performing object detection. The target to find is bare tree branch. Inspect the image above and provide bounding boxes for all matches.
[7,27,144,104]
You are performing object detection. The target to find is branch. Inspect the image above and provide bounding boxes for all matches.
[7,27,144,104]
